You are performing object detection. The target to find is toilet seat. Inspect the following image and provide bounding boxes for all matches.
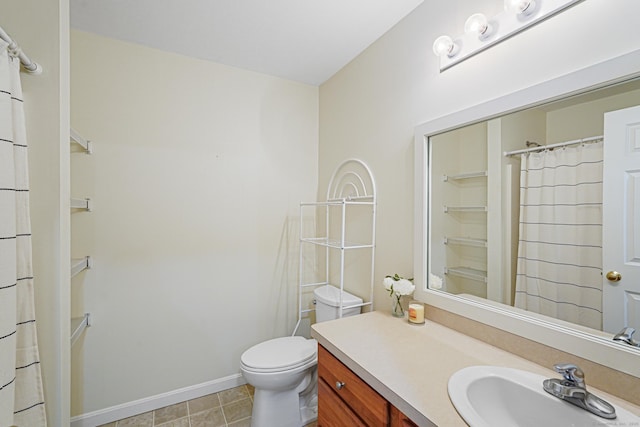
[241,337,317,373]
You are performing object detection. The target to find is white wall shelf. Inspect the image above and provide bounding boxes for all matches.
[442,171,487,181]
[443,236,488,248]
[70,313,91,347]
[70,128,94,350]
[444,205,487,213]
[71,256,93,278]
[70,128,92,154]
[444,266,488,283]
[70,197,92,211]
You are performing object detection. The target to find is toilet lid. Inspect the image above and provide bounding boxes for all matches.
[241,337,317,371]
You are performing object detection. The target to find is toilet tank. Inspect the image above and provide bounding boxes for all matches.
[313,285,363,323]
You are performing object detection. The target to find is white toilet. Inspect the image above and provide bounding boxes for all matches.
[240,285,363,427]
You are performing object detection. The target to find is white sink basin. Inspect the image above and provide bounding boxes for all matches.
[448,366,640,427]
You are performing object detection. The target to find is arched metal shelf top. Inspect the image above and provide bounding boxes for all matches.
[326,159,377,202]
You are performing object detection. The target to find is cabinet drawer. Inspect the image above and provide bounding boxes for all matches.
[318,377,367,427]
[318,345,389,427]
[390,405,419,427]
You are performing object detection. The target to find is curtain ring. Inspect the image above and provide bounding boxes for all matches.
[7,41,21,59]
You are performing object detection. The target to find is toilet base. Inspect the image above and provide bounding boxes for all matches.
[299,378,318,425]
[250,382,317,427]
[250,390,298,427]
[300,398,318,425]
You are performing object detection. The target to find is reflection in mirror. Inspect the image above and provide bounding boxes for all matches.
[427,78,640,338]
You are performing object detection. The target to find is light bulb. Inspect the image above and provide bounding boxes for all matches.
[464,13,493,39]
[432,35,459,58]
[504,0,536,16]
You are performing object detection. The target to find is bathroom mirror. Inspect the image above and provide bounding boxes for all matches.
[414,49,640,377]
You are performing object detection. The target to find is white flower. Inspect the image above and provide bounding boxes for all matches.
[383,276,395,291]
[393,278,415,296]
[382,274,415,296]
[429,273,443,290]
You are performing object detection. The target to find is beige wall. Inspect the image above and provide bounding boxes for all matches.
[319,0,640,313]
[6,0,640,423]
[70,30,318,414]
[4,1,70,426]
[546,87,640,142]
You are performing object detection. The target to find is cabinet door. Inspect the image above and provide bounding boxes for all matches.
[318,378,367,427]
[390,405,419,427]
[318,345,389,426]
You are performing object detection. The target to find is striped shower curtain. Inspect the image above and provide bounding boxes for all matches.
[514,141,603,330]
[0,41,47,426]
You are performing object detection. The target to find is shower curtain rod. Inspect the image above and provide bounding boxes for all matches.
[0,25,42,74]
[503,135,603,157]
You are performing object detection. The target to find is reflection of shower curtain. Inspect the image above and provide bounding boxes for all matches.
[0,42,47,426]
[514,141,603,330]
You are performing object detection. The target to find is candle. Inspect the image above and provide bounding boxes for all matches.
[408,302,425,324]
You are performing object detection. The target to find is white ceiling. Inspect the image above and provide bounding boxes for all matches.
[70,0,424,86]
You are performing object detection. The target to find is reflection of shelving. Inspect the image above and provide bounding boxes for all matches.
[70,313,91,346]
[443,237,487,247]
[71,256,93,278]
[444,266,487,283]
[442,170,487,181]
[443,205,487,213]
[439,149,489,295]
[70,197,92,211]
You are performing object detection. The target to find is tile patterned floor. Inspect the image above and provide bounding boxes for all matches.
[98,384,318,427]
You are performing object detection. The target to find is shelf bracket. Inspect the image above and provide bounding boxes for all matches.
[70,313,91,346]
[71,256,93,278]
[70,197,92,212]
[70,128,92,154]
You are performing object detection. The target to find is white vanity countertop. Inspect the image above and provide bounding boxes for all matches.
[310,310,640,427]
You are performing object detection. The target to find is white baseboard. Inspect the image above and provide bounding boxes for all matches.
[70,373,246,427]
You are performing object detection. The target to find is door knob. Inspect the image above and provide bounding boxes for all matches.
[335,381,345,390]
[606,271,622,282]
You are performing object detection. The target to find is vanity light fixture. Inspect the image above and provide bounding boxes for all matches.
[432,35,459,58]
[433,0,583,71]
[504,0,537,16]
[464,13,493,40]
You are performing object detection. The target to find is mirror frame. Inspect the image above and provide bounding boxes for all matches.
[414,48,640,377]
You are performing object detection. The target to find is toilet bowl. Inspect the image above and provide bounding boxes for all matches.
[241,336,318,427]
[240,285,363,427]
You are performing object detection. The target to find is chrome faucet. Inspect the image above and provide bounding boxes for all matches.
[613,327,640,347]
[543,363,616,419]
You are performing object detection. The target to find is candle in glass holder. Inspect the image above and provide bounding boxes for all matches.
[408,301,425,324]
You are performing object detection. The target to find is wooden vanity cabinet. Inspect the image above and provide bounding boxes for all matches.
[318,378,368,427]
[390,406,419,427]
[318,345,418,427]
